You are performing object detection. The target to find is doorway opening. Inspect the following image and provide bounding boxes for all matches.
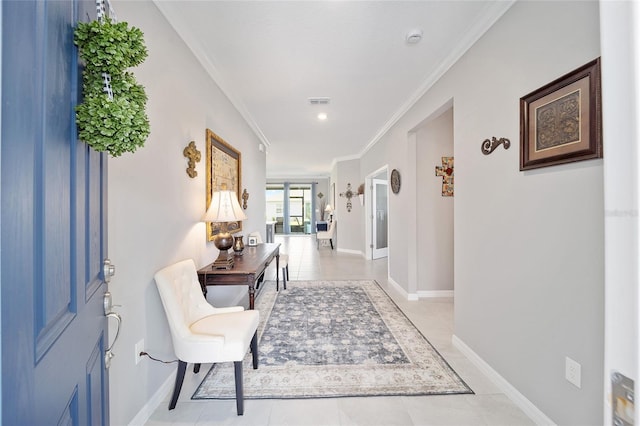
[365,166,389,260]
[266,183,313,235]
[414,104,454,295]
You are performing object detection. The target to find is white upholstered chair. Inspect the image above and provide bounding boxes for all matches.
[248,231,289,290]
[154,259,259,415]
[316,219,336,249]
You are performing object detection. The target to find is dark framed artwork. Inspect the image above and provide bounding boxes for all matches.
[520,58,602,171]
[205,128,242,241]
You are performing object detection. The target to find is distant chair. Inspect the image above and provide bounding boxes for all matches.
[316,220,336,249]
[248,231,289,290]
[153,259,259,415]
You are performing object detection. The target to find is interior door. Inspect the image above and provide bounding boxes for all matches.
[372,179,389,259]
[1,1,110,424]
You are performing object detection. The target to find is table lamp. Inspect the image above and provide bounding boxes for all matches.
[325,204,333,222]
[202,185,247,269]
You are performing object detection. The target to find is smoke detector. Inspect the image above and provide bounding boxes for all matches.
[405,29,423,44]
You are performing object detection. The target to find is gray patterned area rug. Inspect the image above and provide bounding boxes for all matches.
[192,280,473,400]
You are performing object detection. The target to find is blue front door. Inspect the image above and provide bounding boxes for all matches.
[1,0,110,424]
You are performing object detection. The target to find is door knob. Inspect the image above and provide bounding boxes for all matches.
[103,258,116,283]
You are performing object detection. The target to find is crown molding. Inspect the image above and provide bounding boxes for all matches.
[152,1,271,149]
[360,0,516,158]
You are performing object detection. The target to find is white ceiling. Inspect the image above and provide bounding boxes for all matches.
[154,1,513,178]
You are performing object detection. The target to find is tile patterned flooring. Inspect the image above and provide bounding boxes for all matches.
[145,235,535,426]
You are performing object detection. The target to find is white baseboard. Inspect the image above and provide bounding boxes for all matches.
[417,290,454,298]
[386,278,452,300]
[128,371,175,426]
[336,248,363,256]
[452,335,556,426]
[386,277,418,300]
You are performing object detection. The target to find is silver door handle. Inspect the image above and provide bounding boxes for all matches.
[104,311,122,369]
[106,312,121,352]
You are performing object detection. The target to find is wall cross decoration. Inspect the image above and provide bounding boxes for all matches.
[435,157,454,197]
[183,141,201,178]
[339,183,355,212]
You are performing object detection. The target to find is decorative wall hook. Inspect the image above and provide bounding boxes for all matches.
[183,141,201,178]
[242,189,249,209]
[481,137,511,155]
[339,183,355,212]
[435,157,454,197]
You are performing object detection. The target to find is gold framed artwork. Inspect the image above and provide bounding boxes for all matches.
[520,58,602,171]
[205,129,242,241]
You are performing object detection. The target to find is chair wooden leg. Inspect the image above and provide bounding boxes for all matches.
[330,239,333,249]
[234,361,244,415]
[193,363,201,374]
[282,266,287,290]
[169,361,187,410]
[251,331,258,369]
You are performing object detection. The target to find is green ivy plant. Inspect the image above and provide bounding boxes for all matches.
[74,18,150,157]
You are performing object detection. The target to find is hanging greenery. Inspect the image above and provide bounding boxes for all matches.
[74,18,150,157]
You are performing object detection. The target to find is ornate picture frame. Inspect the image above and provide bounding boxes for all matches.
[205,129,242,241]
[520,58,602,171]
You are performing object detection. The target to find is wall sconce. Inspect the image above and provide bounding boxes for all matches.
[339,183,355,212]
[242,189,249,209]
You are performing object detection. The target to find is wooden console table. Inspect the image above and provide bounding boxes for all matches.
[197,243,280,310]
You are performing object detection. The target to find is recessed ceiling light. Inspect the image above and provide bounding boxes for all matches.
[406,29,423,44]
[317,113,328,121]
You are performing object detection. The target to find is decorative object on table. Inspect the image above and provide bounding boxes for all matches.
[202,184,247,269]
[73,17,150,156]
[247,236,258,247]
[192,280,473,400]
[520,58,602,171]
[233,235,245,256]
[435,157,454,197]
[481,137,511,155]
[357,183,365,205]
[241,189,249,209]
[390,169,401,194]
[183,141,201,178]
[339,183,355,212]
[317,192,327,220]
[206,129,242,241]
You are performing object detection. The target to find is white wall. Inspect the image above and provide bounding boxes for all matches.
[107,2,266,424]
[334,159,363,254]
[416,108,454,293]
[360,1,603,424]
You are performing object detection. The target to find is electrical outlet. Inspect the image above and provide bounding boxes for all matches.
[135,339,144,365]
[565,356,581,388]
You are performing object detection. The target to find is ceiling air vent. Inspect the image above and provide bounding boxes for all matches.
[308,97,330,105]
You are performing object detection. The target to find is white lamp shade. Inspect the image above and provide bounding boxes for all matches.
[324,204,333,212]
[202,190,247,223]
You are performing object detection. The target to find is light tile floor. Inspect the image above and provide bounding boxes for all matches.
[145,235,535,426]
